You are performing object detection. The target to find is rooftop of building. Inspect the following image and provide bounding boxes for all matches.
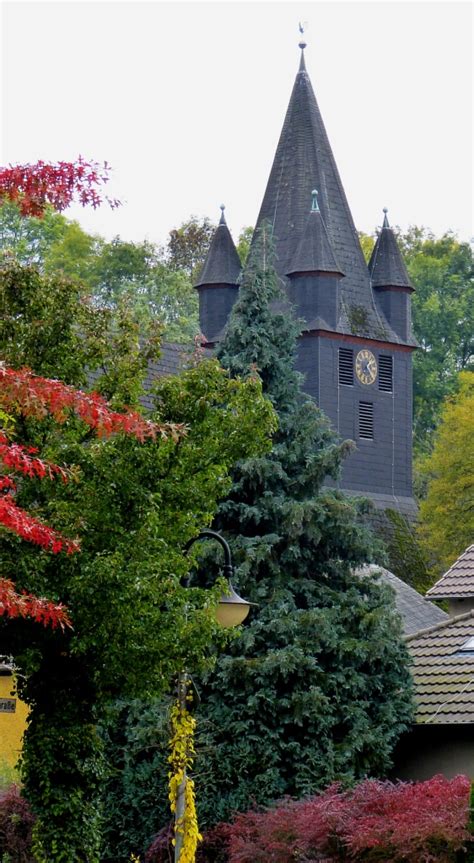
[406,610,474,724]
[426,545,474,600]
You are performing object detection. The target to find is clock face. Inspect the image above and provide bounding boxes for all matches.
[355,349,377,385]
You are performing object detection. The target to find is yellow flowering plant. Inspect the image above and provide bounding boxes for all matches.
[168,678,202,863]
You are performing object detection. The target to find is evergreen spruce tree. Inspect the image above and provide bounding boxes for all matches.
[195,224,414,824]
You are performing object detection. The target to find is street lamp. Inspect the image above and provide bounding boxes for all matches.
[173,530,254,862]
[183,529,254,628]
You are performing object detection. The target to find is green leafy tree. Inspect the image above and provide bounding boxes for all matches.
[167,215,215,279]
[407,233,474,452]
[0,256,275,861]
[89,238,199,342]
[0,202,76,268]
[187,224,414,825]
[236,225,254,265]
[418,371,474,576]
[0,206,200,342]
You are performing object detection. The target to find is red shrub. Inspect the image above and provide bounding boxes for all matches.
[0,784,35,863]
[339,775,471,863]
[215,776,472,863]
[226,800,301,863]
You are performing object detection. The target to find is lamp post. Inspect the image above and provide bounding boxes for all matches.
[173,530,253,862]
[184,529,253,628]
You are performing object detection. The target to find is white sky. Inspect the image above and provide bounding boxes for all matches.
[1,0,473,247]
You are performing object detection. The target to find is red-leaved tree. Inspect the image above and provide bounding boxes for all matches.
[0,366,184,627]
[0,157,119,217]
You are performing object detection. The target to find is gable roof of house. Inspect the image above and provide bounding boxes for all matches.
[252,47,416,347]
[406,610,474,724]
[426,545,474,600]
[357,565,448,636]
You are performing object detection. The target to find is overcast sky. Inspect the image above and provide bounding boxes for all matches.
[1,0,472,247]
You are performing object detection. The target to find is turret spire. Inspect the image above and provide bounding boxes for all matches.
[194,206,241,288]
[286,190,344,278]
[368,208,413,290]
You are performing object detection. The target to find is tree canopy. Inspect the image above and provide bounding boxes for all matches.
[418,371,474,575]
[0,248,275,860]
[0,204,201,342]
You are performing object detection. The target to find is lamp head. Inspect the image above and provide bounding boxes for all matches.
[216,583,255,628]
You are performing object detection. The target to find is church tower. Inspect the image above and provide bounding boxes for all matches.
[196,43,417,517]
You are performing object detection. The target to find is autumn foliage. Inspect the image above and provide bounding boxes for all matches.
[0,579,71,631]
[0,157,119,217]
[151,776,472,863]
[0,364,185,625]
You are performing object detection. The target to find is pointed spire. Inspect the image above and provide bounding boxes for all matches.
[298,21,307,72]
[298,43,307,73]
[194,206,242,288]
[253,43,375,312]
[286,190,344,277]
[368,209,413,290]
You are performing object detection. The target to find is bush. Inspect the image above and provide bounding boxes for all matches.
[145,821,231,863]
[0,784,35,863]
[188,776,472,863]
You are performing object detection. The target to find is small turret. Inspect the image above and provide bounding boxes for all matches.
[194,206,242,344]
[369,209,414,342]
[286,190,344,331]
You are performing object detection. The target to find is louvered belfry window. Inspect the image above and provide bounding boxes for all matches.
[338,348,354,385]
[359,402,374,439]
[379,355,393,392]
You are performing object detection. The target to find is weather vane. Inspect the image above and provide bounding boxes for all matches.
[298,20,308,50]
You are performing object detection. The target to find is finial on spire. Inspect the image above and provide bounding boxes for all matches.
[311,189,320,213]
[382,207,390,228]
[219,204,226,225]
[298,21,307,69]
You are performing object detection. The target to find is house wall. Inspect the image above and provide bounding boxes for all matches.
[393,724,474,781]
[0,674,28,770]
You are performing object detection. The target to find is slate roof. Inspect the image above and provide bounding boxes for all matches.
[406,611,474,724]
[252,47,417,347]
[194,208,242,288]
[286,194,344,277]
[426,545,474,600]
[356,565,448,637]
[368,211,413,290]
